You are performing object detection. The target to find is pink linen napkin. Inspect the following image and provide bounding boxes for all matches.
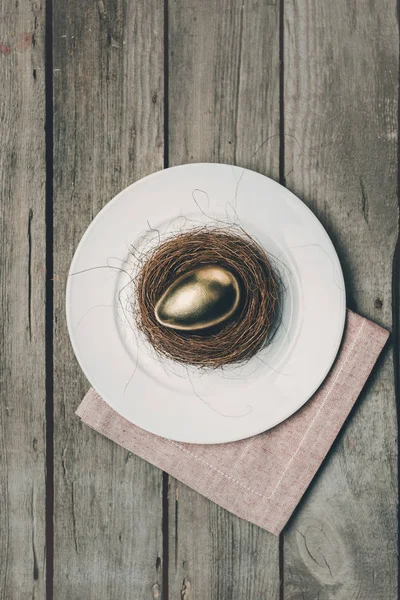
[76,309,389,535]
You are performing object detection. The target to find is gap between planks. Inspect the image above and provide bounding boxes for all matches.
[45,0,54,598]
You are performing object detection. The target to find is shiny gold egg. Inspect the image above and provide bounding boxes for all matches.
[155,265,241,331]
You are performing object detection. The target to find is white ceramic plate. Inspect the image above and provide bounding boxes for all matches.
[66,164,346,444]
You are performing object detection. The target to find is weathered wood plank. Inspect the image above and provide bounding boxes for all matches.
[53,0,165,597]
[0,1,46,597]
[283,0,398,597]
[168,1,281,597]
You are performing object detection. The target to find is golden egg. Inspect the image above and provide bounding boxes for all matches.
[155,265,241,331]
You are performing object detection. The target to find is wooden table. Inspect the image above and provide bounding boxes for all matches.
[1,0,398,598]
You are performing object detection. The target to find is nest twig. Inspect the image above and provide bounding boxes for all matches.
[135,228,281,368]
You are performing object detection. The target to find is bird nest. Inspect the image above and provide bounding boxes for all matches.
[135,228,281,368]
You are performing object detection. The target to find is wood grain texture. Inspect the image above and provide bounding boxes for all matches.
[0,1,46,597]
[53,0,164,597]
[169,0,281,174]
[283,0,398,598]
[168,1,281,597]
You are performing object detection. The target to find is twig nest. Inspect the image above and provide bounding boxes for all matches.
[136,228,281,368]
[154,265,241,331]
